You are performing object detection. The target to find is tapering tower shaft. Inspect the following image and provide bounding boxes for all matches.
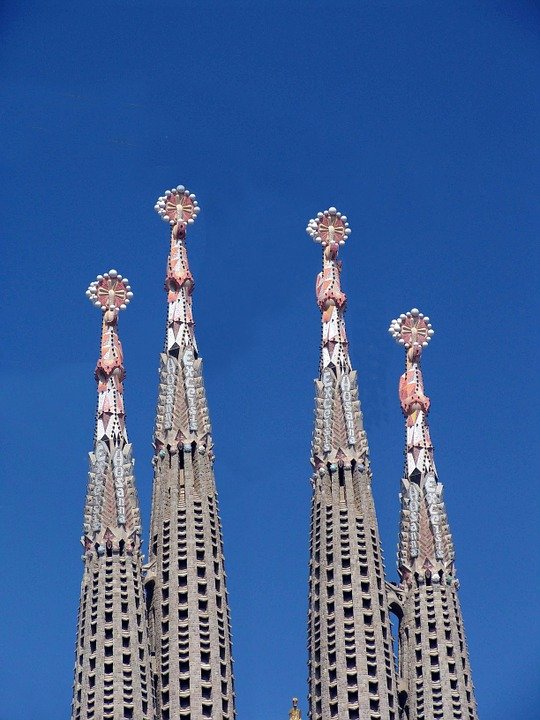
[72,272,154,720]
[146,188,235,720]
[306,210,398,720]
[389,311,478,720]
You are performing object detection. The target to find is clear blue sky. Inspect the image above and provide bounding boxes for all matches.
[1,2,538,718]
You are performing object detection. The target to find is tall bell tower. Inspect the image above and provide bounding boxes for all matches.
[388,309,478,720]
[145,187,236,720]
[305,209,398,720]
[72,271,154,720]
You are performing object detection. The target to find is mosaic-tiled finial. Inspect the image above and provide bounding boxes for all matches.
[307,206,352,373]
[154,185,201,227]
[306,206,351,249]
[388,308,434,352]
[85,269,133,433]
[154,186,200,351]
[86,269,133,315]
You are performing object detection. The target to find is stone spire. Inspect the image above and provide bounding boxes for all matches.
[146,187,235,720]
[305,209,398,720]
[72,272,155,720]
[389,310,478,720]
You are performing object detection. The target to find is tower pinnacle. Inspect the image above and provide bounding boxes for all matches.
[307,207,352,374]
[305,208,398,720]
[288,697,302,720]
[147,187,236,720]
[72,272,154,720]
[389,309,478,720]
[86,271,133,450]
[388,309,454,581]
[306,208,366,468]
[155,186,200,354]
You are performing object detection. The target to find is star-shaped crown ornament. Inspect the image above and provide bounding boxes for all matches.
[306,207,351,247]
[154,185,200,226]
[388,308,434,349]
[86,270,133,312]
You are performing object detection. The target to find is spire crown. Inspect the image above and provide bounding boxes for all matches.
[307,206,352,373]
[289,698,301,720]
[389,308,434,361]
[154,185,200,353]
[306,206,351,250]
[86,270,133,321]
[155,185,200,228]
[86,269,132,444]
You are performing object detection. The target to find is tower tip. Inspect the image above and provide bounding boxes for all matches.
[388,309,434,349]
[86,271,133,312]
[306,207,351,248]
[155,185,200,227]
[289,697,301,719]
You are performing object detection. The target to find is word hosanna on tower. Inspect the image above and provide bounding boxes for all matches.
[71,188,479,720]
